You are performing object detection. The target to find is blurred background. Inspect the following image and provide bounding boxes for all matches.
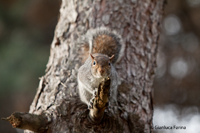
[0,0,199,133]
[0,0,60,132]
[153,0,200,133]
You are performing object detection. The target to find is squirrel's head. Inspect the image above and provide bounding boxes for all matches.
[90,54,114,78]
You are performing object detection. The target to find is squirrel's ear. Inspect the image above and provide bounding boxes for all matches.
[90,54,94,60]
[109,55,114,60]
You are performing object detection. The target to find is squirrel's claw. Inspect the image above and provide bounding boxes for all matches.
[88,104,93,109]
[93,88,98,96]
[88,98,94,109]
[88,89,97,109]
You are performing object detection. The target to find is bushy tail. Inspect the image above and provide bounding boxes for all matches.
[82,27,124,64]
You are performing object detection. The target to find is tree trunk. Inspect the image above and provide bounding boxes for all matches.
[3,0,164,132]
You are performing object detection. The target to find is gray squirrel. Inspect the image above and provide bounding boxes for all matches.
[77,27,124,108]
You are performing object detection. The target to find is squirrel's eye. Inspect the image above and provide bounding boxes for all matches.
[93,61,96,65]
[108,62,110,66]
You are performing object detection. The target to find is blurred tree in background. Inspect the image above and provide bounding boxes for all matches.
[154,0,200,132]
[0,0,200,132]
[0,0,60,132]
[155,0,200,107]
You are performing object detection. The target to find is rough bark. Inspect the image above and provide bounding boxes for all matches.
[3,0,164,132]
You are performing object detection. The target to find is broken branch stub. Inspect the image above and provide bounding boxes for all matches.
[2,112,51,133]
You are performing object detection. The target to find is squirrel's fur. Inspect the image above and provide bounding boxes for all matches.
[77,27,124,107]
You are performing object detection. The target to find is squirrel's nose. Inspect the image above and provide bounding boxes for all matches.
[99,69,104,74]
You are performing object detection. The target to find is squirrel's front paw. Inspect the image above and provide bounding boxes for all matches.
[88,98,95,109]
[88,88,98,109]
